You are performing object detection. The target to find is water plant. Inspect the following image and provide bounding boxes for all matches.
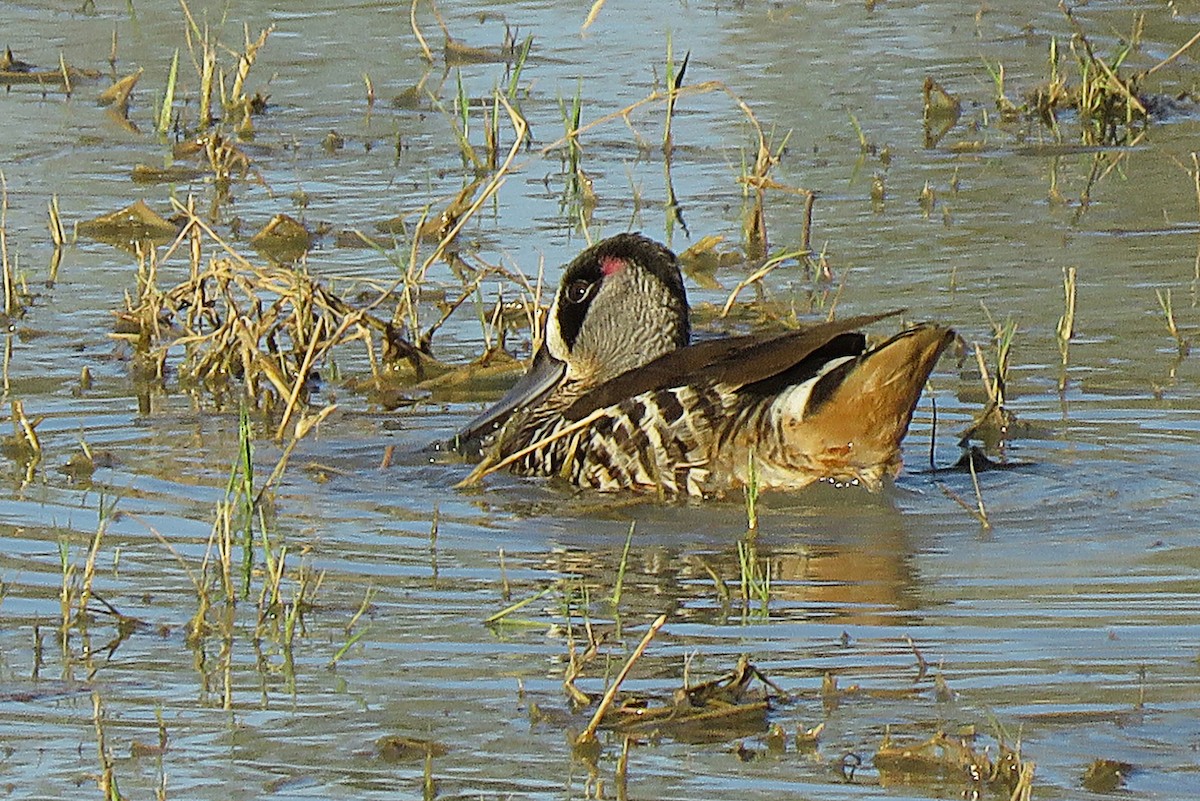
[736,535,770,620]
[91,691,122,801]
[1156,287,1190,357]
[1057,266,1078,390]
[961,310,1017,452]
[610,521,635,607]
[156,48,178,136]
[994,10,1199,148]
[0,171,31,320]
[743,451,759,532]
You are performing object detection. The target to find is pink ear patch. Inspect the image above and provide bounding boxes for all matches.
[599,255,627,276]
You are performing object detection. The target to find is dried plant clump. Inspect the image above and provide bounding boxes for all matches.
[1007,12,1197,146]
[874,728,1031,797]
[111,210,387,426]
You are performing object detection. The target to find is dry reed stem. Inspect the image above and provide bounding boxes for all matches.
[581,0,607,32]
[77,516,108,625]
[416,92,528,280]
[11,399,42,455]
[967,451,991,530]
[455,405,608,488]
[91,691,118,800]
[1142,27,1200,78]
[576,613,668,746]
[937,481,989,528]
[229,25,272,111]
[718,248,805,318]
[0,171,12,318]
[259,404,338,502]
[275,315,327,440]
[973,344,1000,407]
[410,0,433,63]
[1009,760,1035,801]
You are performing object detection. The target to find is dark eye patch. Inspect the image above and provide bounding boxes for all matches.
[555,261,603,351]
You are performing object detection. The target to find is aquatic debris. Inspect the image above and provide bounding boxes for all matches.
[58,445,116,482]
[411,346,524,394]
[111,208,388,417]
[0,47,100,86]
[821,671,859,712]
[249,213,312,264]
[321,130,345,153]
[78,199,181,246]
[1082,758,1134,793]
[2,399,43,463]
[677,235,742,290]
[874,729,1028,795]
[130,164,207,185]
[376,177,484,241]
[391,71,432,109]
[375,735,448,762]
[0,47,34,73]
[922,76,961,120]
[598,655,784,744]
[444,35,516,65]
[379,323,455,384]
[97,67,142,120]
[368,345,526,410]
[795,721,824,751]
[922,76,961,148]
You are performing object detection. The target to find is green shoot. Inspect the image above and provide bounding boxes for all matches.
[744,452,759,531]
[157,48,179,136]
[611,521,635,606]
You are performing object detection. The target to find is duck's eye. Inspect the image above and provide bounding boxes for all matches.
[565,279,594,304]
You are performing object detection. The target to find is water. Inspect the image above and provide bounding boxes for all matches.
[1,1,1199,798]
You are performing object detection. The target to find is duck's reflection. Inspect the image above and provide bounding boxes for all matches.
[529,488,922,628]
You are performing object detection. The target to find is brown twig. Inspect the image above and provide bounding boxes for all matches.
[575,613,668,746]
[1142,27,1200,79]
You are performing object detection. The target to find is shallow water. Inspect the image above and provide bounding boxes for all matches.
[1,1,1199,799]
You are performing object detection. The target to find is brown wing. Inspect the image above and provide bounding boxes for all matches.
[563,310,904,421]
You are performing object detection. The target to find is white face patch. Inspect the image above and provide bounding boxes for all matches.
[544,293,569,362]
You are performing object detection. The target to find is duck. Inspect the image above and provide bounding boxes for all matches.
[451,232,954,497]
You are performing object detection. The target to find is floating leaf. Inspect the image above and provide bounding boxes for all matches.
[78,199,180,245]
[98,68,143,110]
[130,164,206,185]
[249,213,312,263]
[375,735,447,763]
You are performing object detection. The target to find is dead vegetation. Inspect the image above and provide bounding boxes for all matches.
[924,8,1200,149]
[543,597,1040,797]
[48,0,852,434]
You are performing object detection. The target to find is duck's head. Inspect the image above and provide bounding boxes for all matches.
[545,232,689,385]
[451,233,688,453]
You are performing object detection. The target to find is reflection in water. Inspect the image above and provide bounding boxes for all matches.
[763,521,918,627]
[539,492,920,628]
